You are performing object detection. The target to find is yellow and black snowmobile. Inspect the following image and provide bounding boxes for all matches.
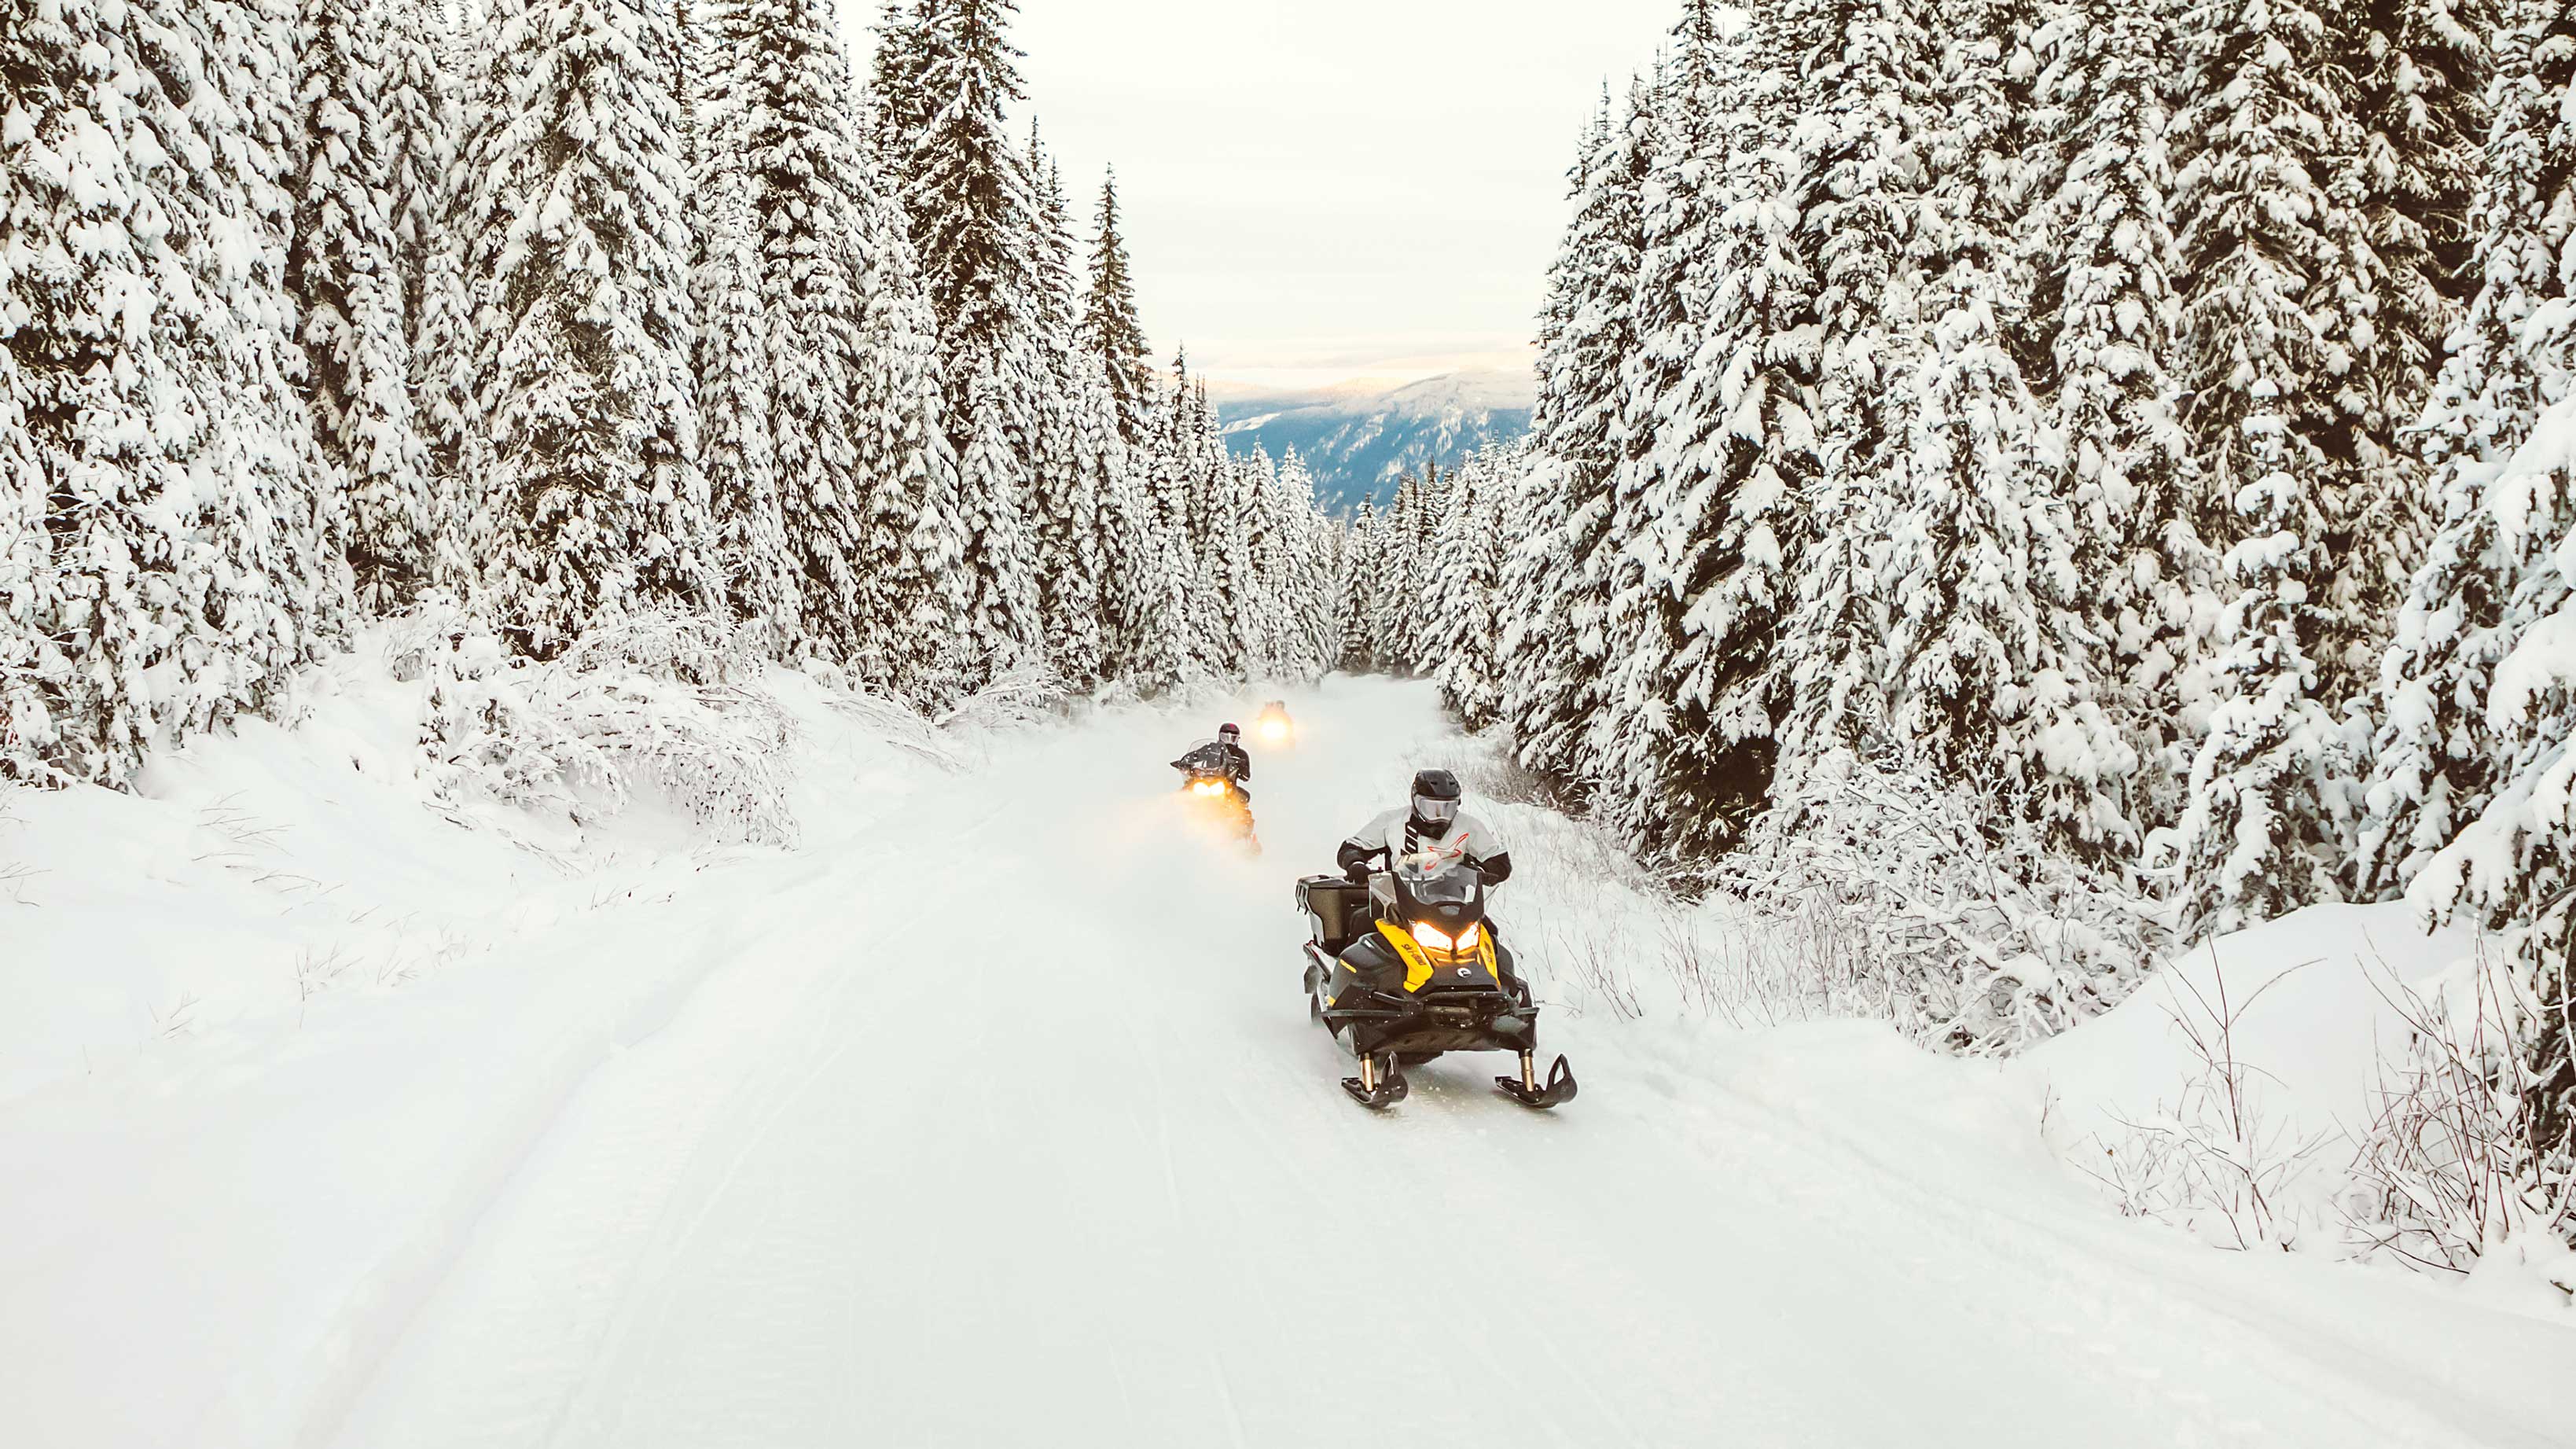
[1297,855,1576,1110]
[1173,744,1257,847]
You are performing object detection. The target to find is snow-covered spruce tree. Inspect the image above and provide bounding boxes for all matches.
[867,0,928,163]
[1178,379,1242,681]
[2321,0,2497,684]
[1080,168,1159,450]
[0,369,36,782]
[291,0,432,611]
[1242,454,1288,682]
[2025,0,2214,833]
[1497,92,1605,716]
[1078,351,1158,683]
[387,0,485,596]
[1885,274,2138,855]
[1259,451,1303,675]
[885,0,1049,682]
[1188,377,1233,555]
[137,0,355,764]
[1774,0,1940,776]
[689,160,799,644]
[1592,9,1735,854]
[2404,388,2576,1225]
[1371,469,1434,675]
[6,0,373,777]
[954,364,1042,673]
[1027,138,1107,690]
[379,0,451,369]
[1429,447,1509,732]
[2170,404,2354,935]
[1030,377,1107,687]
[1364,475,1407,674]
[172,0,355,682]
[1123,509,1198,696]
[2162,0,2382,928]
[2371,17,2576,1222]
[2362,16,2576,895]
[456,0,718,656]
[1277,449,1340,680]
[1879,0,2137,859]
[884,0,1037,419]
[722,0,903,664]
[1507,81,1650,791]
[1338,499,1383,671]
[843,134,965,699]
[1,0,182,782]
[1067,164,1170,686]
[1191,447,1253,682]
[876,430,977,708]
[1141,351,1192,540]
[1135,355,1208,683]
[2172,0,2397,714]
[1599,8,1826,859]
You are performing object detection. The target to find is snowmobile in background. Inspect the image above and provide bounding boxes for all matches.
[1255,700,1295,747]
[1296,854,1576,1110]
[1173,742,1258,848]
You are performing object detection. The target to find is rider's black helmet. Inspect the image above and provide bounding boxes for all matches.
[1411,768,1462,829]
[1218,723,1241,743]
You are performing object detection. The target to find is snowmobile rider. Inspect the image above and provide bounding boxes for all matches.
[1174,723,1254,790]
[1339,768,1513,887]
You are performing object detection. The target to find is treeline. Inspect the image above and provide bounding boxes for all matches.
[1,0,1339,789]
[1436,0,2571,1094]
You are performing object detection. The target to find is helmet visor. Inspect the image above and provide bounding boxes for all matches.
[1413,795,1460,829]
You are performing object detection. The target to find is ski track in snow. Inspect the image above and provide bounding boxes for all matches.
[9,679,2570,1447]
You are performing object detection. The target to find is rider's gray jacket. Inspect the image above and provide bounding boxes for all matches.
[1338,809,1514,885]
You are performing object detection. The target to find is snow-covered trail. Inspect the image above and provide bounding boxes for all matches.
[311,679,2559,1449]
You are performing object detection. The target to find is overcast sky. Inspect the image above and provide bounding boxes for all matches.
[851,2,1683,392]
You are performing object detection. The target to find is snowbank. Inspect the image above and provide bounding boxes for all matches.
[2020,903,2574,1311]
[2027,902,2479,1145]
[0,636,948,1446]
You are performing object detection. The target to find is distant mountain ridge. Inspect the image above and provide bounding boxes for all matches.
[1213,371,1534,512]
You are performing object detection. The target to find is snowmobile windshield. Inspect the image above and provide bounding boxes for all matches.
[1395,857,1480,905]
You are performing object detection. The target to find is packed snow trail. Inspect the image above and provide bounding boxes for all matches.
[293,679,2556,1448]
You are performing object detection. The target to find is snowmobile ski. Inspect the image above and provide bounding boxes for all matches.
[1342,1051,1409,1109]
[1496,1052,1578,1109]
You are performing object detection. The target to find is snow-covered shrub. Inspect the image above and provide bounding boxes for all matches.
[1423,737,1894,1030]
[816,686,966,773]
[2345,932,2576,1280]
[392,601,798,846]
[2069,960,2335,1250]
[0,785,32,904]
[1718,749,2164,1055]
[935,663,1071,735]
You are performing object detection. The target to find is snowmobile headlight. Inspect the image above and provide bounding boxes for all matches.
[1261,719,1289,741]
[1456,922,1481,951]
[1192,779,1228,796]
[1414,921,1457,953]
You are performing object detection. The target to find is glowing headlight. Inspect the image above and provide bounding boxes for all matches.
[1457,922,1482,951]
[1192,780,1228,796]
[1261,719,1288,741]
[1414,921,1456,953]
